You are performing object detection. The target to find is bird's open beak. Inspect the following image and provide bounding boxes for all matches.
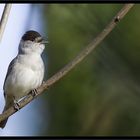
[41,39,49,44]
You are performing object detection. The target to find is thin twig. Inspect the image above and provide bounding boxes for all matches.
[0,4,134,123]
[0,4,12,42]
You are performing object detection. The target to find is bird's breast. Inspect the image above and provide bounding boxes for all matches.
[4,54,44,100]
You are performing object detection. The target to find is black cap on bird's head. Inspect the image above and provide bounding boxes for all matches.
[22,30,41,41]
[22,30,48,44]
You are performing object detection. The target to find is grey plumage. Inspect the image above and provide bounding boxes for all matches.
[0,30,46,128]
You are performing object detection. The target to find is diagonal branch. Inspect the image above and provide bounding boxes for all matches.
[0,4,134,123]
[0,4,12,42]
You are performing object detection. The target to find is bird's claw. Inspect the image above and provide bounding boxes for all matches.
[14,100,20,111]
[31,89,38,97]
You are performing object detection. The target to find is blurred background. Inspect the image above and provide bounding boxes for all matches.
[1,3,140,136]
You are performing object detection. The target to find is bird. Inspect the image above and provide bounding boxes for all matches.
[0,30,47,128]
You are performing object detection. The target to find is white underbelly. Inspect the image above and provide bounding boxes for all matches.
[4,64,43,100]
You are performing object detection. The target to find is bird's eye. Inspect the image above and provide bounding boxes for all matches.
[35,37,43,43]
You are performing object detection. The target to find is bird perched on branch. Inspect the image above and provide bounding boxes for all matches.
[0,30,47,128]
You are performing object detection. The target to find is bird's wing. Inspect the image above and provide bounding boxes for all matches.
[3,57,17,93]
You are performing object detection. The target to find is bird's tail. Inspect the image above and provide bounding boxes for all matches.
[0,95,14,129]
[0,116,8,129]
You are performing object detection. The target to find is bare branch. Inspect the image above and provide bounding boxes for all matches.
[0,4,134,123]
[0,4,12,42]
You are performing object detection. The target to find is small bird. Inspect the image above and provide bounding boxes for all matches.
[0,30,47,128]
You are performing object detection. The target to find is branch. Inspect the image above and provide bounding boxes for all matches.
[0,4,12,42]
[0,4,134,123]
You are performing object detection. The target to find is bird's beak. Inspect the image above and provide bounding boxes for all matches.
[41,38,49,44]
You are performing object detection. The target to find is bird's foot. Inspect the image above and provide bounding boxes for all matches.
[42,81,45,84]
[31,89,38,97]
[14,100,20,111]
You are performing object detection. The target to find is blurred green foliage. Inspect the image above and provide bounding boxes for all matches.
[42,4,140,136]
